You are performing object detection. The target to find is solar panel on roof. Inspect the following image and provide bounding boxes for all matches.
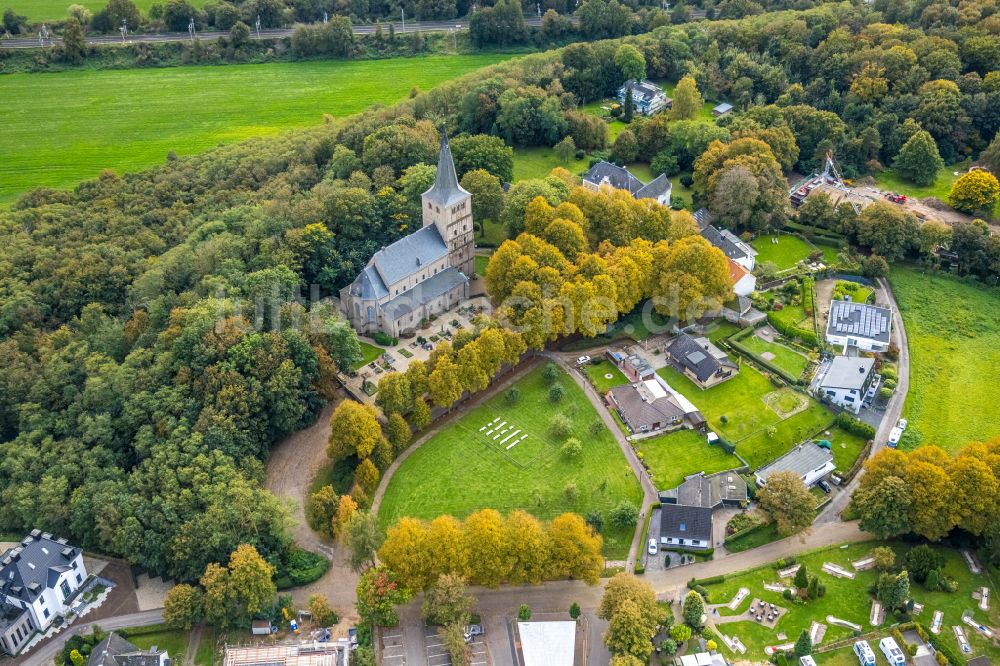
[687,351,706,364]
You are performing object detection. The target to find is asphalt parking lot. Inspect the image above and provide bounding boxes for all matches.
[425,626,489,665]
[380,627,407,665]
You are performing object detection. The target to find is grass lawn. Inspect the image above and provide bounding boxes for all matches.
[752,234,820,271]
[769,302,814,337]
[4,0,205,21]
[820,425,869,472]
[0,54,514,204]
[872,162,968,202]
[124,625,190,662]
[705,320,743,343]
[512,146,586,181]
[891,266,1000,451]
[634,429,739,488]
[724,521,781,553]
[478,219,508,248]
[378,365,644,558]
[670,174,695,210]
[656,364,834,468]
[739,333,811,379]
[581,359,630,393]
[194,629,215,666]
[474,254,490,277]
[833,280,873,304]
[353,341,385,371]
[815,243,844,265]
[702,542,1000,663]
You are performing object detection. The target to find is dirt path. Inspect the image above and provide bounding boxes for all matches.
[181,624,204,666]
[814,278,835,335]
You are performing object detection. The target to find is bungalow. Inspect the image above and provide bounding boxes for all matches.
[728,258,757,297]
[582,161,672,206]
[700,225,756,271]
[659,470,748,509]
[816,356,878,414]
[617,79,671,116]
[667,332,738,389]
[712,102,734,117]
[755,441,835,488]
[87,632,169,666]
[825,300,892,353]
[0,531,88,656]
[607,381,686,434]
[658,504,713,549]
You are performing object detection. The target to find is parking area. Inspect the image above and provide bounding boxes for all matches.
[380,627,407,665]
[425,626,489,666]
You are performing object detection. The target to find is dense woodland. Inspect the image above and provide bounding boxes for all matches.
[2,0,1000,580]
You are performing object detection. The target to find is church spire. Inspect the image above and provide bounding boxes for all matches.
[423,128,469,206]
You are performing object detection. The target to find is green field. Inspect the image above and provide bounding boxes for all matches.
[3,0,201,22]
[752,234,819,270]
[739,333,811,379]
[634,429,739,489]
[657,363,834,468]
[892,266,1000,451]
[353,341,386,371]
[0,54,514,203]
[702,542,1000,663]
[474,254,490,277]
[581,359,630,393]
[512,146,587,181]
[124,625,191,663]
[378,365,644,558]
[873,162,967,202]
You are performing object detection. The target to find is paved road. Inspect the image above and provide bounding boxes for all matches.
[0,16,548,49]
[816,276,910,523]
[20,609,165,666]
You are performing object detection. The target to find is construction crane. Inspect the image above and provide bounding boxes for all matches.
[788,151,861,214]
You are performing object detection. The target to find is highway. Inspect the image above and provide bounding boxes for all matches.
[0,16,548,49]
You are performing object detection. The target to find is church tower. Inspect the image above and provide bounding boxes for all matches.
[422,132,475,277]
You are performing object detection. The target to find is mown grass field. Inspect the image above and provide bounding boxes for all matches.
[353,341,386,371]
[0,54,514,203]
[378,365,644,558]
[752,234,818,270]
[739,333,811,379]
[872,161,969,202]
[3,0,203,22]
[634,429,739,489]
[124,625,191,663]
[581,359,630,393]
[703,542,1000,663]
[657,363,834,468]
[892,265,1000,451]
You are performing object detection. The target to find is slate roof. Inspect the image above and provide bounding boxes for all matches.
[0,532,81,604]
[608,383,685,431]
[661,471,748,508]
[826,300,892,344]
[667,332,737,383]
[820,356,875,391]
[422,132,470,208]
[756,442,833,484]
[380,266,468,320]
[659,504,713,543]
[88,633,166,666]
[348,265,390,301]
[618,79,668,106]
[700,225,756,262]
[635,173,672,201]
[369,224,449,290]
[582,161,645,194]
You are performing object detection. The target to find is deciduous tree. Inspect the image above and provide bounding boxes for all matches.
[949,170,1000,214]
[328,401,385,461]
[164,584,204,630]
[894,130,944,186]
[757,471,814,536]
[671,75,703,121]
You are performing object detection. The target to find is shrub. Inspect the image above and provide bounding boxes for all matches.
[585,510,604,533]
[542,362,560,383]
[569,602,581,620]
[670,624,692,642]
[549,414,573,439]
[835,411,876,438]
[549,383,565,403]
[561,437,583,458]
[372,331,397,346]
[518,604,532,621]
[505,387,520,404]
[609,501,639,528]
[783,588,793,600]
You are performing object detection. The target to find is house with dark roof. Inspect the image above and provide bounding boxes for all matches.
[340,133,474,338]
[581,161,672,206]
[825,300,893,353]
[666,333,738,389]
[658,504,713,549]
[0,531,87,656]
[617,79,671,116]
[87,632,169,666]
[700,225,756,270]
[755,442,835,488]
[816,356,879,414]
[659,470,748,509]
[607,381,686,434]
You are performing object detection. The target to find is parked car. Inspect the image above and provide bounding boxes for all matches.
[817,479,832,494]
[576,355,591,366]
[464,624,484,642]
[887,426,903,448]
[648,538,658,555]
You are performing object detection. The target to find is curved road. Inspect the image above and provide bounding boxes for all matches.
[21,610,165,666]
[0,16,548,49]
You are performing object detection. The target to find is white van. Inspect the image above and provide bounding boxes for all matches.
[879,637,907,666]
[887,426,903,448]
[853,640,876,666]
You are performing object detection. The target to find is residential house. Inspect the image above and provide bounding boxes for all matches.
[606,350,655,382]
[817,356,878,414]
[0,531,87,656]
[680,652,729,666]
[700,225,756,271]
[659,470,748,509]
[87,632,169,666]
[825,300,892,353]
[755,442,835,488]
[712,102,733,117]
[617,79,671,116]
[728,258,756,297]
[581,161,672,206]
[340,133,474,338]
[658,504,713,549]
[718,295,767,327]
[607,380,686,434]
[667,332,738,389]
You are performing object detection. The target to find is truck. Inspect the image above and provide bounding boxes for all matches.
[887,426,903,448]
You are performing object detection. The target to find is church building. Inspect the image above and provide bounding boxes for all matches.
[340,133,475,338]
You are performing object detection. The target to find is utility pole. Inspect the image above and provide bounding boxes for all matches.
[323,10,328,23]
[537,1,541,16]
[255,14,261,38]
[120,18,127,42]
[400,7,405,32]
[39,23,48,46]
[188,16,195,41]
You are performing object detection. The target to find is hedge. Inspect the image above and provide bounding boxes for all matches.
[767,311,819,347]
[837,437,874,484]
[275,547,329,590]
[689,574,726,587]
[724,520,770,545]
[835,411,876,439]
